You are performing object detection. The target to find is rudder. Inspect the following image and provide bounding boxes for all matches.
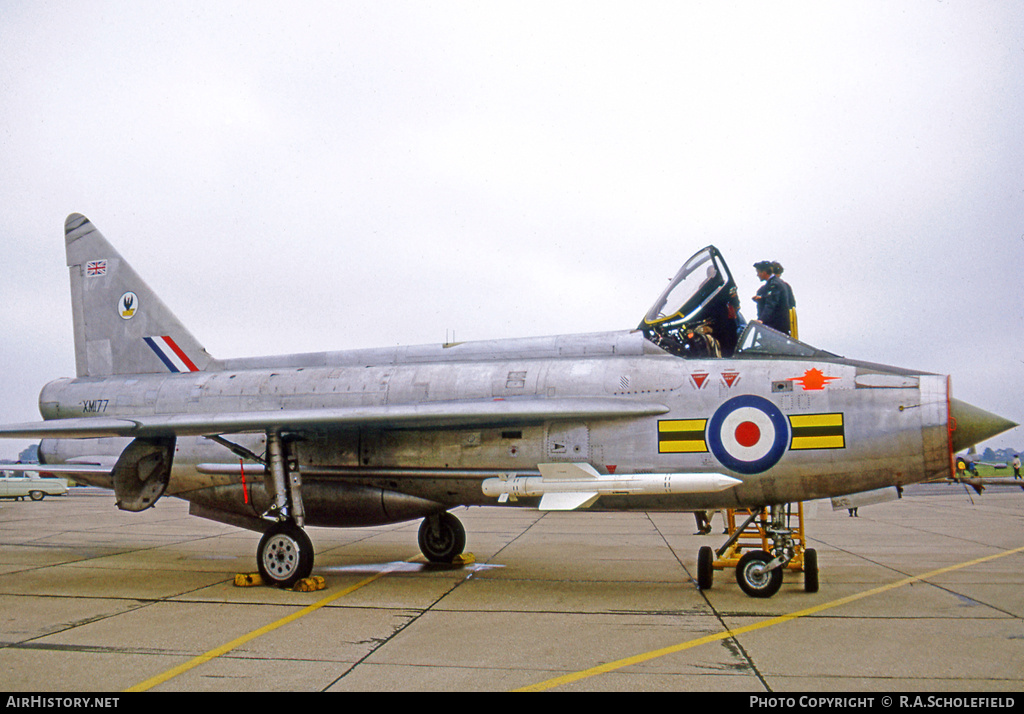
[64,213,216,377]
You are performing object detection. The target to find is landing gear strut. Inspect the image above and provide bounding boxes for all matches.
[256,430,315,587]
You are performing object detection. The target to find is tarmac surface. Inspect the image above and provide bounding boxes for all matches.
[0,484,1022,692]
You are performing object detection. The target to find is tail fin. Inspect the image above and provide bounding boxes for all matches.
[64,213,216,377]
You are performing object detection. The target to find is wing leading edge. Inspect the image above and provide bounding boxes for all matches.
[0,396,669,440]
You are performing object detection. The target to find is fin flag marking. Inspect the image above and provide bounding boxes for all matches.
[144,336,200,373]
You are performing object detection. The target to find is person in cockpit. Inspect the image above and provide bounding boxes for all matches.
[704,285,743,356]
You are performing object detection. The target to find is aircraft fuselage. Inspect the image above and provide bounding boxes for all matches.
[39,329,951,528]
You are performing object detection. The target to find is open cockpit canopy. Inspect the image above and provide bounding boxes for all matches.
[642,246,733,330]
[639,245,834,360]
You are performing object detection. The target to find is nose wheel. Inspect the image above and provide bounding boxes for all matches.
[257,521,314,588]
[735,550,783,598]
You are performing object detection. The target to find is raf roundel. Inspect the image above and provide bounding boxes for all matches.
[706,395,790,474]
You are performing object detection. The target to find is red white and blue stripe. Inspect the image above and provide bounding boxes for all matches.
[144,336,200,373]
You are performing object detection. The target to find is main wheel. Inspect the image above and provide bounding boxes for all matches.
[257,522,314,588]
[418,511,466,563]
[735,550,783,598]
[803,548,819,593]
[697,546,714,590]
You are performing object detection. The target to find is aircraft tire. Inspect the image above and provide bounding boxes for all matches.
[257,522,314,588]
[803,548,819,593]
[735,550,782,598]
[697,546,714,590]
[418,511,466,563]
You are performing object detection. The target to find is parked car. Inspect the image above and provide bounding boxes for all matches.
[0,471,69,500]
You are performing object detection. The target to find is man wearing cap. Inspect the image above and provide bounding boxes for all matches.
[752,260,792,335]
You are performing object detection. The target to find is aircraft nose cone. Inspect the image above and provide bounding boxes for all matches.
[949,398,1018,452]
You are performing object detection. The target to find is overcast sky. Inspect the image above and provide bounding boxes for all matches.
[1,1,1021,461]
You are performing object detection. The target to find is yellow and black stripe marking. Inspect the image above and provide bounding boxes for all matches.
[659,413,845,454]
[788,412,845,450]
[658,419,708,454]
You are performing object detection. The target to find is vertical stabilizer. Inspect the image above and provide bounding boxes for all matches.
[65,213,216,377]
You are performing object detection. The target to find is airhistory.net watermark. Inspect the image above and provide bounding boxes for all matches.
[6,698,119,709]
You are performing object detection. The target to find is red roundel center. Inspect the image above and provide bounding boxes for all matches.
[734,421,761,447]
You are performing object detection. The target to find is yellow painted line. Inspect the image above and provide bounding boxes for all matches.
[515,544,1024,692]
[125,560,414,692]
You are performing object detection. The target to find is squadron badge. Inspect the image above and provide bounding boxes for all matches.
[118,292,139,320]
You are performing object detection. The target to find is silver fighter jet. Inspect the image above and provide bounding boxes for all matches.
[0,214,1015,597]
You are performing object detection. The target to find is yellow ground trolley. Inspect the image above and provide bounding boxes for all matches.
[697,503,818,596]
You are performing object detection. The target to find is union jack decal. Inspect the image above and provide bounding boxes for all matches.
[86,260,107,276]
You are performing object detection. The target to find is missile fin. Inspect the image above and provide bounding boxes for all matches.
[539,491,600,511]
[538,462,602,481]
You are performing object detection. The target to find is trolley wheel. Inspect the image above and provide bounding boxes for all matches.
[697,546,714,590]
[803,548,819,593]
[735,550,783,598]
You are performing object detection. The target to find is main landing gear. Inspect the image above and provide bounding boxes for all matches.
[255,510,469,587]
[254,510,469,587]
[696,503,817,598]
[418,511,467,563]
[254,431,315,588]
[249,431,471,586]
[257,521,315,588]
